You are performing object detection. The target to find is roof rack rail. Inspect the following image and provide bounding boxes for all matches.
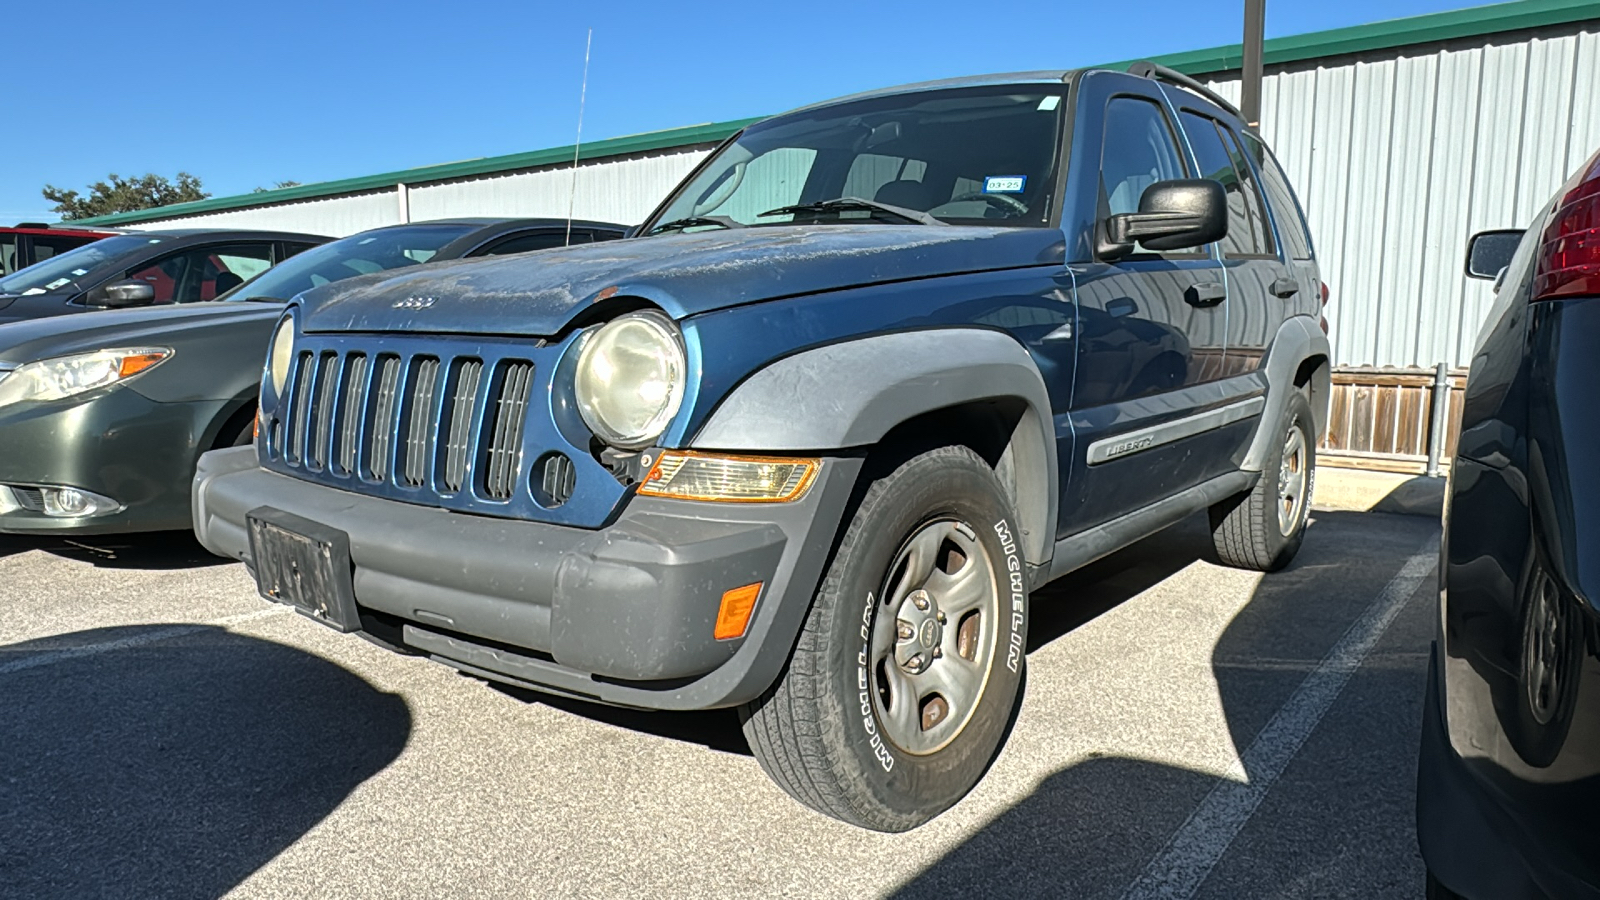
[1126,61,1246,121]
[14,222,50,229]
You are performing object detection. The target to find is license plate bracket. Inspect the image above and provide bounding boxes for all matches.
[246,506,360,632]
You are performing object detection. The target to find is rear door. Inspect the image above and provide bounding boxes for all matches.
[1056,74,1234,534]
[1176,109,1292,377]
[1243,134,1322,327]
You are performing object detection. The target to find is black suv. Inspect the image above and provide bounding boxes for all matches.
[193,64,1329,831]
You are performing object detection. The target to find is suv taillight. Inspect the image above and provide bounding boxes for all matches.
[1533,149,1600,302]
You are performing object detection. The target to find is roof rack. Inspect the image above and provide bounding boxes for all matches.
[1126,61,1246,121]
[14,222,50,229]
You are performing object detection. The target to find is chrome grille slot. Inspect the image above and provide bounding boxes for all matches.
[335,353,368,475]
[439,359,483,493]
[481,361,534,501]
[285,351,315,464]
[366,355,403,481]
[308,352,340,469]
[400,357,441,488]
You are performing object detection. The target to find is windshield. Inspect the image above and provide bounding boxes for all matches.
[648,84,1067,232]
[220,223,478,301]
[0,234,163,296]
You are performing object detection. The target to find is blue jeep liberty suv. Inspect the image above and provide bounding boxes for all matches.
[193,63,1329,832]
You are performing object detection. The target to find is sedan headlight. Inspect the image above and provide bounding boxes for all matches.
[267,314,295,396]
[573,312,686,449]
[0,348,171,408]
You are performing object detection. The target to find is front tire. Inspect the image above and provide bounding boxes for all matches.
[1210,391,1315,572]
[740,445,1028,832]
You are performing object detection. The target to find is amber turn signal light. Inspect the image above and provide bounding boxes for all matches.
[714,582,762,640]
[117,352,169,379]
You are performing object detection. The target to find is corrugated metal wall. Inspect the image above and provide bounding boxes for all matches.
[1206,21,1600,368]
[131,22,1600,370]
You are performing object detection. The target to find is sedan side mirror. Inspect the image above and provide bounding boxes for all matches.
[97,280,157,308]
[1100,179,1228,261]
[1464,229,1525,281]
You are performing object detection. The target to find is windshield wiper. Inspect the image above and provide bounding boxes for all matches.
[239,295,288,303]
[649,215,745,235]
[757,197,946,227]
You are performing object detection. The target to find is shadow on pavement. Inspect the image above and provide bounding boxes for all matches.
[891,509,1437,899]
[0,530,231,571]
[486,682,752,756]
[0,625,411,899]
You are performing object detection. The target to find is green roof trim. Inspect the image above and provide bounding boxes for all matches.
[76,0,1599,227]
[74,116,762,226]
[1105,0,1600,75]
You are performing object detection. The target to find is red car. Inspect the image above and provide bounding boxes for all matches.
[0,223,119,275]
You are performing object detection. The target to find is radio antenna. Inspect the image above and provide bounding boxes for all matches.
[565,28,593,247]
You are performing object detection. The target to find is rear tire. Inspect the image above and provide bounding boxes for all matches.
[740,445,1028,832]
[1210,391,1315,572]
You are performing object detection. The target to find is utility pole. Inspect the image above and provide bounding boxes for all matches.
[1242,0,1265,127]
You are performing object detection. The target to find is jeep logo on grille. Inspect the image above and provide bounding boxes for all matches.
[393,296,437,310]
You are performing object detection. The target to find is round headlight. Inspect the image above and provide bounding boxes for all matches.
[267,315,295,396]
[573,313,686,449]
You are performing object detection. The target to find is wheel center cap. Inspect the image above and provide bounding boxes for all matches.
[896,589,946,674]
[919,618,941,649]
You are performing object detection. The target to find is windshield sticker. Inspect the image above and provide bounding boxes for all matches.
[44,278,72,290]
[983,176,1027,194]
[21,288,45,296]
[71,268,89,276]
[1037,95,1061,111]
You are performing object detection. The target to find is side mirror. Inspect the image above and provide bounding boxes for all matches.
[97,280,157,308]
[1101,179,1228,260]
[1465,229,1525,281]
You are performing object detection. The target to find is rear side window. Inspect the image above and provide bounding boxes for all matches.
[1181,112,1273,258]
[0,234,17,275]
[479,231,575,256]
[1243,135,1314,260]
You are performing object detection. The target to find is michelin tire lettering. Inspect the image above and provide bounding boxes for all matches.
[994,518,1025,674]
[858,590,895,773]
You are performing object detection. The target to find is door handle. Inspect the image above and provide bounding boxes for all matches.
[1185,282,1226,308]
[1271,277,1300,298]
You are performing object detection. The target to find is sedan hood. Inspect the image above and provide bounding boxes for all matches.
[298,225,1067,336]
[0,301,280,365]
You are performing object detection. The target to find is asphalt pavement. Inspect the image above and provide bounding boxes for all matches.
[0,506,1440,899]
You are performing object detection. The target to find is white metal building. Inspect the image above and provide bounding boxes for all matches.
[76,0,1600,374]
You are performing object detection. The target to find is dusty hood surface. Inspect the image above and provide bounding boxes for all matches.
[297,225,1067,336]
[0,301,279,365]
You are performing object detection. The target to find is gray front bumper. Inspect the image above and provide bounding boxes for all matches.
[193,446,860,710]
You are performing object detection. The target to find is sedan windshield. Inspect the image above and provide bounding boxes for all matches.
[0,234,164,296]
[648,84,1067,232]
[221,223,478,301]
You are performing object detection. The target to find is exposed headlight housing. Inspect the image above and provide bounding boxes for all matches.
[267,314,295,397]
[0,348,171,408]
[573,312,686,449]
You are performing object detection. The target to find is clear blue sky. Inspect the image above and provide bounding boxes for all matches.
[3,0,1488,224]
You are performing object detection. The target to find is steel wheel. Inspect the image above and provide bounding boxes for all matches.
[1523,570,1574,726]
[869,517,1000,756]
[1277,424,1309,536]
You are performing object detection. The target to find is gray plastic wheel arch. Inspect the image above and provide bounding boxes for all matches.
[1239,315,1330,473]
[690,328,1057,568]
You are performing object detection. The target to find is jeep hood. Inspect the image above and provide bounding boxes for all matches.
[0,301,280,366]
[297,225,1067,336]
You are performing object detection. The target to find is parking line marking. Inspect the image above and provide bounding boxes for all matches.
[1120,537,1439,900]
[0,607,288,677]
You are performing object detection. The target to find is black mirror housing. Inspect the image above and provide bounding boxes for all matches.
[1465,229,1525,280]
[97,280,157,308]
[1101,179,1229,260]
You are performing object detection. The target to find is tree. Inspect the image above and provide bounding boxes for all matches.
[253,180,303,193]
[41,172,210,220]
